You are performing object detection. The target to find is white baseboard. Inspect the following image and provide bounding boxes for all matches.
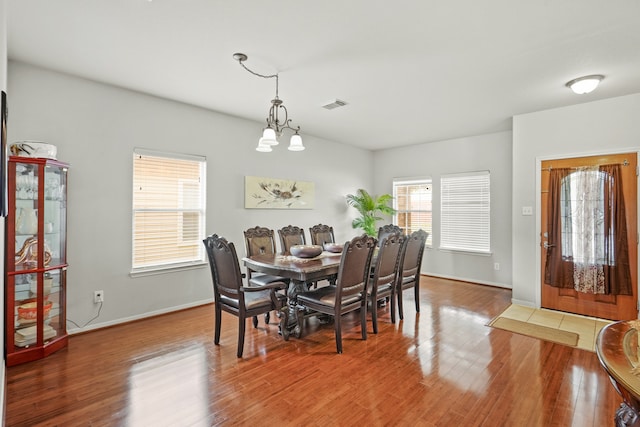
[424,272,512,289]
[67,299,213,335]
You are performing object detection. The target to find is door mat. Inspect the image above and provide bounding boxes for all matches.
[489,317,579,347]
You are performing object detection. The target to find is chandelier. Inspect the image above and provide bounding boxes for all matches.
[233,53,304,152]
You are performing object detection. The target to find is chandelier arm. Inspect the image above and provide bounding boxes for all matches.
[268,104,299,134]
[282,123,301,133]
[275,104,287,129]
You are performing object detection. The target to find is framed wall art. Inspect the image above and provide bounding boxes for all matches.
[244,176,315,209]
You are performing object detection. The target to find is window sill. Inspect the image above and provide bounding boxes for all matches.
[130,261,207,278]
[438,247,492,256]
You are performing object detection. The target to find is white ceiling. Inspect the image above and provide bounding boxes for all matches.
[7,0,640,151]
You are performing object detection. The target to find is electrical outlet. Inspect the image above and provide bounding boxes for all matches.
[94,290,104,303]
[494,263,500,271]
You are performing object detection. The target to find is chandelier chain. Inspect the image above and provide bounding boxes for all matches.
[237,59,279,98]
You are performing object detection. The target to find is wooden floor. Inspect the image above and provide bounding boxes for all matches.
[6,277,622,426]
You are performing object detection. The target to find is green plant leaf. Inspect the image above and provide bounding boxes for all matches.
[345,188,397,236]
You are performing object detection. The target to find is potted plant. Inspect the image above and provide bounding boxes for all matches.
[346,189,397,237]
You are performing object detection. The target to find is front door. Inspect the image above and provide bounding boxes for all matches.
[540,153,638,320]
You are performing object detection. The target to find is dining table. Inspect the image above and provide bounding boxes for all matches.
[596,320,640,427]
[242,251,343,338]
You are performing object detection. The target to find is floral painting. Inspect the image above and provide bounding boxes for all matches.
[245,176,315,209]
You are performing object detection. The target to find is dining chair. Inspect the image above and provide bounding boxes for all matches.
[396,229,429,320]
[309,224,337,287]
[203,234,289,358]
[309,224,335,246]
[243,226,291,287]
[367,231,405,332]
[377,224,403,244]
[296,234,376,353]
[243,226,292,324]
[278,225,306,254]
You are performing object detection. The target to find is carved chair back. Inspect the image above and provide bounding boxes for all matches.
[244,226,278,257]
[378,224,403,244]
[278,225,306,254]
[309,224,335,246]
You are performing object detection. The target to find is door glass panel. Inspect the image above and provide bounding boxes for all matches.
[15,162,39,270]
[44,164,67,265]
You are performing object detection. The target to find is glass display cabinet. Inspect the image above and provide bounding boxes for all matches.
[5,156,69,366]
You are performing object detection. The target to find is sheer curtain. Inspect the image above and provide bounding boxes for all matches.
[544,164,632,295]
[570,166,604,293]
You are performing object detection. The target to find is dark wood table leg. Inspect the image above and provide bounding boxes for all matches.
[277,305,290,341]
[279,279,309,338]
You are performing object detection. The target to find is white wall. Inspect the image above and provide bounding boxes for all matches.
[372,131,513,288]
[512,93,640,308]
[7,61,372,332]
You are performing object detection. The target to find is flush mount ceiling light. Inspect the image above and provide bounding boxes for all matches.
[565,74,604,94]
[233,53,304,152]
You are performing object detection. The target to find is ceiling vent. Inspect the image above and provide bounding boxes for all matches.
[322,99,348,110]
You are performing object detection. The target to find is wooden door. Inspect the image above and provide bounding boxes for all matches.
[541,153,638,320]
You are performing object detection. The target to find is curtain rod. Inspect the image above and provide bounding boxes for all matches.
[541,159,629,172]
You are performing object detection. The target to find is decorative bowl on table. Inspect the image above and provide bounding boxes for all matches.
[290,245,323,258]
[323,242,344,253]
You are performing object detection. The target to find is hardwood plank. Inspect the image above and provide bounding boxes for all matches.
[5,276,623,426]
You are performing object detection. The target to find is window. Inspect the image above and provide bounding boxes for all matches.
[132,149,206,274]
[561,168,606,265]
[440,171,490,253]
[393,178,432,245]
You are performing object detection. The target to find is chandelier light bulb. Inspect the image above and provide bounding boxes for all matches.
[261,127,278,146]
[288,133,305,151]
[256,140,273,152]
[566,75,604,94]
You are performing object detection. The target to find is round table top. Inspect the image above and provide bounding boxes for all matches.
[596,320,640,401]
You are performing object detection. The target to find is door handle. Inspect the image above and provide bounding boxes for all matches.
[543,242,555,249]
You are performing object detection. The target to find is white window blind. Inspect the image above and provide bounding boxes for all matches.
[440,171,490,253]
[132,149,206,273]
[393,178,432,245]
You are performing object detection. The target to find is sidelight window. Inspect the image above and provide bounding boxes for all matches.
[393,178,432,245]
